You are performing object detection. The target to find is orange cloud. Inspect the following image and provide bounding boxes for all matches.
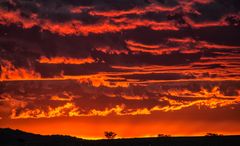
[38,56,95,65]
[111,18,179,31]
[10,102,79,119]
[159,86,240,110]
[0,93,27,109]
[96,47,128,55]
[0,8,178,36]
[126,40,179,55]
[70,6,93,14]
[10,103,152,119]
[126,38,211,55]
[121,95,144,100]
[70,74,130,88]
[197,42,240,49]
[0,9,38,29]
[183,16,228,28]
[179,0,214,15]
[152,96,239,112]
[168,37,240,49]
[112,62,240,83]
[50,95,73,101]
[166,86,227,98]
[7,85,240,120]
[87,105,125,116]
[126,40,159,49]
[0,60,41,81]
[89,3,177,17]
[1,1,238,37]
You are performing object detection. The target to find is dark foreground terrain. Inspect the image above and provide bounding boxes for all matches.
[0,128,240,146]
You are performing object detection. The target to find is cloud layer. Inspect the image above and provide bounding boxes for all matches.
[0,0,240,137]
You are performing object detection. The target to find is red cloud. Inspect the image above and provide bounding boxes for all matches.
[38,56,95,65]
[0,60,41,81]
[89,3,177,17]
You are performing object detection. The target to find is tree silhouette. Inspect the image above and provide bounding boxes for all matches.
[158,134,171,137]
[205,133,223,137]
[104,131,117,139]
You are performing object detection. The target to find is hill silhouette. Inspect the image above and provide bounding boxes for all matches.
[0,128,240,146]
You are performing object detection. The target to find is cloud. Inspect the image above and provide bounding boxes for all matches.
[0,0,239,130]
[0,6,178,36]
[0,60,41,81]
[89,3,177,17]
[1,0,238,37]
[1,79,239,119]
[96,47,128,55]
[10,102,79,119]
[126,40,179,55]
[38,56,95,65]
[50,94,73,101]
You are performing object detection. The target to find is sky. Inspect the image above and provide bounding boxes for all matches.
[0,0,240,139]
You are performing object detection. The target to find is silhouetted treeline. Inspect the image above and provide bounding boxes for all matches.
[1,128,240,146]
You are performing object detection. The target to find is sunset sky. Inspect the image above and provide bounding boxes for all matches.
[0,0,240,139]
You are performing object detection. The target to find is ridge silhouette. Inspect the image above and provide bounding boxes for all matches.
[1,128,240,146]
